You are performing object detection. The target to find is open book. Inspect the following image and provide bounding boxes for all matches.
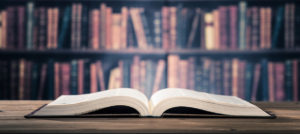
[26,88,271,117]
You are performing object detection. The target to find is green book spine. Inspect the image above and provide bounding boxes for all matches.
[239,1,247,50]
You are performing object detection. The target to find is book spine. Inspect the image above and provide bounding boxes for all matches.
[232,58,239,97]
[131,56,140,89]
[152,59,165,94]
[61,63,71,95]
[293,60,298,101]
[167,55,179,88]
[261,59,269,101]
[91,9,100,50]
[19,59,25,100]
[38,7,46,50]
[78,60,84,94]
[54,62,60,98]
[285,60,293,101]
[111,14,121,50]
[58,6,71,49]
[81,5,88,49]
[83,61,90,93]
[188,57,195,90]
[17,6,25,50]
[1,11,7,49]
[100,3,107,49]
[153,11,162,48]
[96,61,105,91]
[275,62,285,101]
[162,7,169,50]
[239,1,247,50]
[179,60,188,89]
[47,59,54,99]
[121,7,128,49]
[106,7,112,49]
[187,8,201,48]
[272,7,283,48]
[268,62,275,102]
[204,13,214,50]
[169,7,177,49]
[251,7,259,50]
[76,4,82,49]
[38,63,47,100]
[229,6,238,50]
[30,63,39,100]
[26,2,34,50]
[90,63,97,92]
[71,60,78,95]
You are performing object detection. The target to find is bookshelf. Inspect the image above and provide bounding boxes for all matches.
[0,0,300,102]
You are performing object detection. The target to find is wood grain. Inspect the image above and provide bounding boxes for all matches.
[0,101,300,133]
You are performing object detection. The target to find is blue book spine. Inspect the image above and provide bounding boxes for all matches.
[239,1,247,50]
[58,6,71,49]
[47,59,54,100]
[261,59,269,101]
[285,60,293,101]
[272,7,284,49]
[245,62,254,101]
[26,2,34,50]
[71,60,78,94]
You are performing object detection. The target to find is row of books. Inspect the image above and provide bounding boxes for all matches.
[0,2,299,50]
[0,56,299,101]
[168,55,299,102]
[0,57,167,100]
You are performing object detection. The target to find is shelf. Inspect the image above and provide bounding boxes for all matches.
[1,49,300,59]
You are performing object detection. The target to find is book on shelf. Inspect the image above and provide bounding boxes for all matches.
[0,2,299,50]
[25,88,272,118]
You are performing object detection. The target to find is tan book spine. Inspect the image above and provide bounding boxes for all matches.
[106,7,112,49]
[179,60,188,89]
[168,55,179,88]
[169,7,177,49]
[19,59,25,100]
[131,56,140,89]
[54,62,60,98]
[162,7,169,50]
[91,9,100,50]
[152,60,166,94]
[112,14,121,50]
[47,8,52,49]
[100,3,106,49]
[90,63,97,92]
[213,9,220,50]
[268,62,275,102]
[266,7,272,49]
[118,60,123,88]
[232,58,239,97]
[205,13,214,50]
[121,7,128,49]
[1,11,7,49]
[53,8,59,49]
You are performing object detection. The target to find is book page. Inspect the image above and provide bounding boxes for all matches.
[49,88,149,107]
[150,88,255,110]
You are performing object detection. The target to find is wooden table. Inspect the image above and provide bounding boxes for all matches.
[0,101,300,133]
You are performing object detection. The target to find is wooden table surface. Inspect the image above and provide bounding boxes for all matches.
[0,101,300,133]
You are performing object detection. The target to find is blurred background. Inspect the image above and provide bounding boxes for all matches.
[0,0,299,101]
